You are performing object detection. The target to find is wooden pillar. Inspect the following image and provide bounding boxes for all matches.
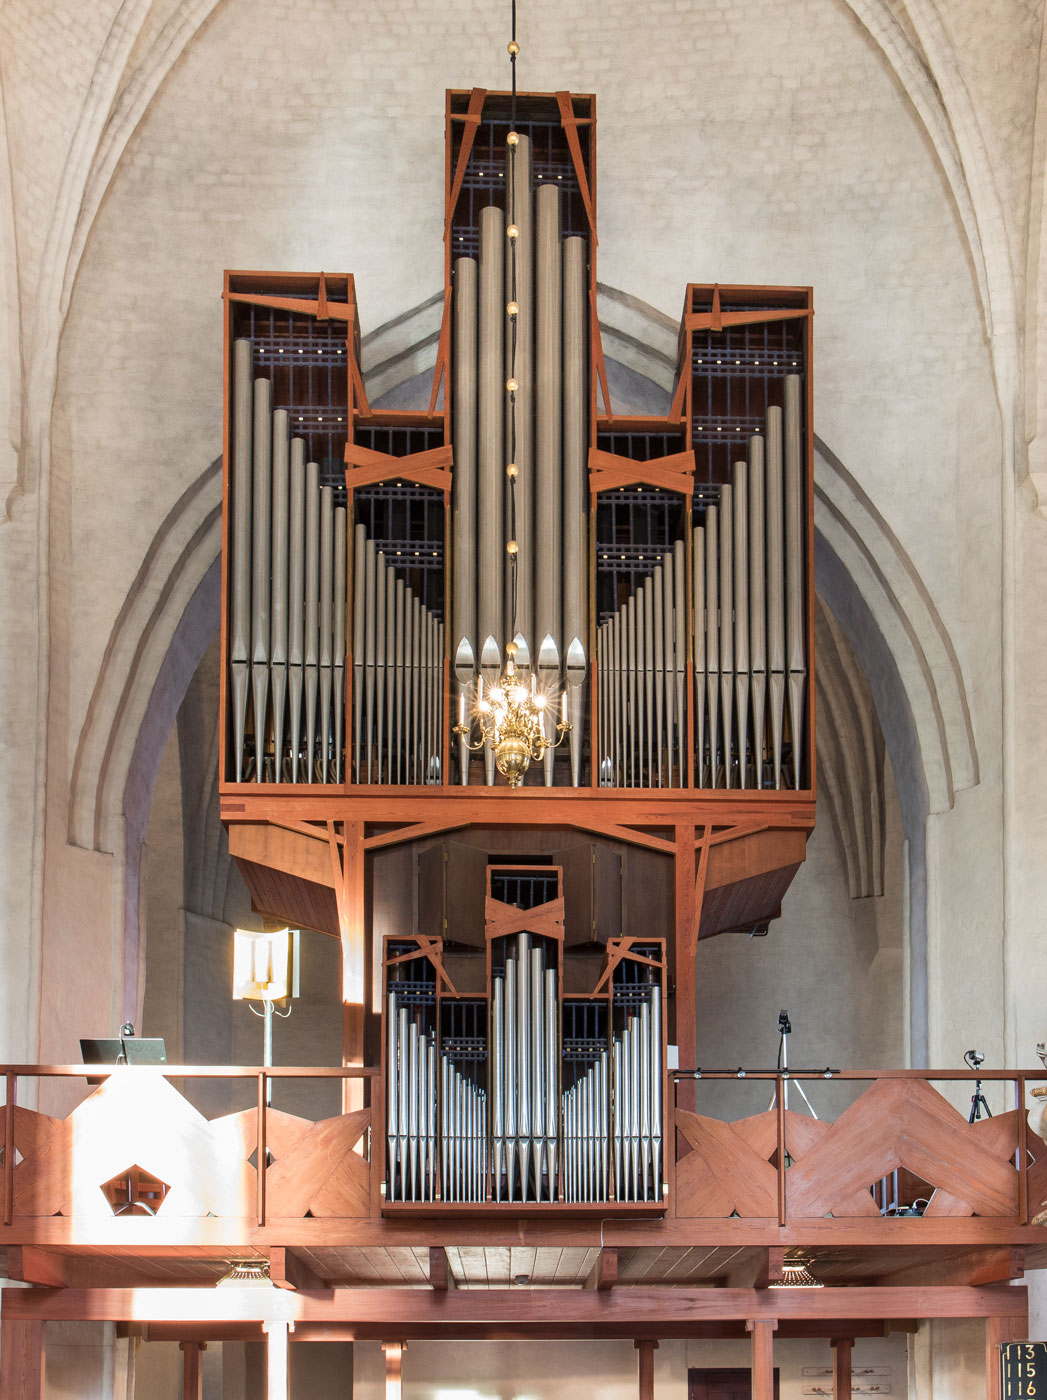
[830,1339,852,1400]
[986,1316,1027,1400]
[0,1319,44,1400]
[635,1339,658,1400]
[332,820,367,1112]
[382,1342,406,1400]
[746,1319,777,1400]
[263,1321,292,1400]
[180,1341,206,1400]
[674,824,700,1110]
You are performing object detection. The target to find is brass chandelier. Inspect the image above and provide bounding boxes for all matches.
[453,3,571,788]
[455,641,569,788]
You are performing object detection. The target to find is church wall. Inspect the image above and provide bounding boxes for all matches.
[350,1335,909,1400]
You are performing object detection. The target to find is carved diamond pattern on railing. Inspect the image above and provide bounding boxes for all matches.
[9,1075,371,1221]
[675,1079,1047,1220]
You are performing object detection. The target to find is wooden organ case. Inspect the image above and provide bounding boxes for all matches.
[218,87,816,1201]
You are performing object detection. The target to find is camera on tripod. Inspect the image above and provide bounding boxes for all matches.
[963,1049,991,1121]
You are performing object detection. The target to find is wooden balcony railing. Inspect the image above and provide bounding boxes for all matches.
[2,1064,1045,1235]
[671,1068,1047,1228]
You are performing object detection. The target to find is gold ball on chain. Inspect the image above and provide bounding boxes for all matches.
[507,131,520,147]
[507,301,519,317]
[506,640,518,657]
[506,462,519,479]
[506,377,518,394]
[508,40,520,56]
[507,224,520,241]
[506,539,519,556]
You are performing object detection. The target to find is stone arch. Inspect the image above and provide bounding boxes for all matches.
[69,456,221,856]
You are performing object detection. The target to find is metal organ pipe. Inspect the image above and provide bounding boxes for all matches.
[563,236,589,786]
[319,485,334,783]
[766,404,786,788]
[453,257,478,785]
[230,340,253,781]
[270,411,289,783]
[732,461,749,790]
[748,434,766,790]
[287,440,305,782]
[509,136,535,659]
[536,182,562,786]
[784,374,806,787]
[478,204,505,788]
[303,460,320,781]
[250,378,272,781]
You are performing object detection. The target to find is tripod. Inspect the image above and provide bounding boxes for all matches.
[965,1049,991,1122]
[768,1010,819,1119]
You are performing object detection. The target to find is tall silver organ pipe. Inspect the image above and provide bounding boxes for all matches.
[563,237,589,785]
[784,374,806,789]
[509,135,535,658]
[352,536,443,785]
[478,204,505,766]
[453,256,478,785]
[227,340,347,783]
[453,171,589,787]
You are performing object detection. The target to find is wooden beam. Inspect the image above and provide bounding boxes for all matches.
[875,1246,1025,1289]
[180,1342,205,1400]
[269,1247,325,1292]
[747,1319,777,1400]
[585,1248,619,1291]
[0,1319,44,1400]
[635,1339,658,1400]
[3,1286,1027,1330]
[4,1244,177,1290]
[724,1248,785,1289]
[428,1247,454,1291]
[830,1338,852,1400]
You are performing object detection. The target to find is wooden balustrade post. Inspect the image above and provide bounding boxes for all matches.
[263,1321,292,1400]
[746,1319,777,1400]
[180,1342,206,1400]
[1017,1074,1030,1224]
[635,1339,658,1400]
[3,1070,14,1225]
[0,1319,44,1400]
[830,1338,852,1400]
[775,1078,786,1226]
[257,1071,267,1226]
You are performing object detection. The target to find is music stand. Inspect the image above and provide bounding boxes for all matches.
[80,1037,167,1085]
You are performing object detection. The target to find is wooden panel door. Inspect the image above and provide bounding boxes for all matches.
[688,1368,780,1400]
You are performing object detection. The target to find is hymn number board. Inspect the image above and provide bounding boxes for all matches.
[1003,1344,1047,1398]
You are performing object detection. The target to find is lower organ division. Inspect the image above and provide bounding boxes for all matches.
[384,931,665,1207]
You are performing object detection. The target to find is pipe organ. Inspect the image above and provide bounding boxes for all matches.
[383,877,666,1209]
[219,88,818,1213]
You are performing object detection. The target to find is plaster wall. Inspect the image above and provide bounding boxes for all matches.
[351,1336,909,1400]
